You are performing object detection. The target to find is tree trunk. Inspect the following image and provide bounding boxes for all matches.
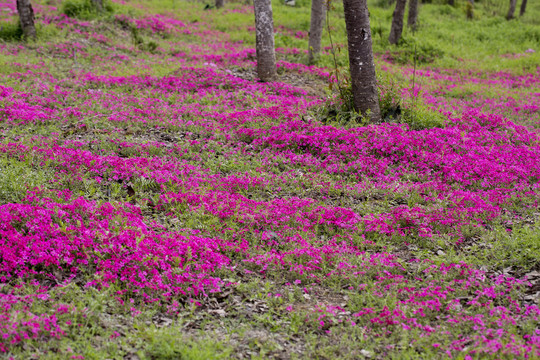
[343,0,381,122]
[388,0,406,45]
[407,0,419,31]
[92,0,103,12]
[447,0,454,6]
[216,0,224,8]
[506,0,517,19]
[253,0,277,82]
[520,0,527,16]
[308,0,326,64]
[16,0,36,39]
[465,0,474,19]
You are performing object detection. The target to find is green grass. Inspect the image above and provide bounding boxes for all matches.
[0,20,60,42]
[177,0,540,72]
[1,281,234,359]
[61,0,115,19]
[0,157,55,203]
[4,0,539,71]
[0,21,23,41]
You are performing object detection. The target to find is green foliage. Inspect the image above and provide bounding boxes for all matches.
[469,224,540,271]
[0,158,51,204]
[386,38,445,65]
[0,21,60,43]
[117,21,160,53]
[437,4,459,15]
[316,91,363,127]
[401,103,447,130]
[141,327,233,360]
[374,0,399,8]
[61,0,114,19]
[318,68,445,129]
[377,77,402,123]
[378,73,446,129]
[0,21,23,41]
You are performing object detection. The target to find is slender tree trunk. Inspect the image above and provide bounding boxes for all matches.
[92,0,103,12]
[253,0,276,82]
[216,0,224,8]
[388,0,406,45]
[506,0,517,19]
[308,0,326,64]
[407,0,419,31]
[16,0,36,39]
[343,0,381,122]
[520,0,527,16]
[465,0,474,19]
[448,0,454,6]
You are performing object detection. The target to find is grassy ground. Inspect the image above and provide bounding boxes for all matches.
[209,0,540,72]
[0,0,539,359]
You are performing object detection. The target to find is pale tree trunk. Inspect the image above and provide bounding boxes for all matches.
[253,0,277,82]
[343,0,381,122]
[92,0,103,12]
[216,0,224,8]
[520,0,527,16]
[388,0,406,45]
[16,0,36,39]
[408,0,419,31]
[308,0,326,64]
[506,0,517,19]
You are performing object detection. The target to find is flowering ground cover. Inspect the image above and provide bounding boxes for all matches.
[1,0,540,359]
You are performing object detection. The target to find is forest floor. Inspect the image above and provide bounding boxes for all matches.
[1,0,540,359]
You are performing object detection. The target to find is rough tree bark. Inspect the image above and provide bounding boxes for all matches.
[92,0,103,12]
[253,0,276,82]
[16,0,36,39]
[506,0,517,19]
[520,0,527,16]
[388,0,406,45]
[408,0,419,31]
[343,0,381,122]
[308,0,326,64]
[216,0,224,9]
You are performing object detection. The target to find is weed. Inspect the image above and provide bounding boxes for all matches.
[384,35,445,65]
[0,22,23,42]
[62,0,114,19]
